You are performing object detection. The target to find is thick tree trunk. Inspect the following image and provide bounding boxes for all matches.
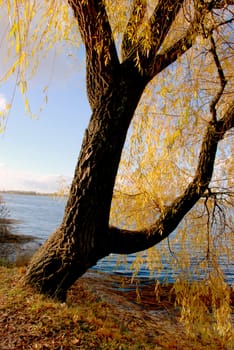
[24,90,233,301]
[24,71,146,301]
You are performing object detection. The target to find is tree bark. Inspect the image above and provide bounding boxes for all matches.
[24,68,146,301]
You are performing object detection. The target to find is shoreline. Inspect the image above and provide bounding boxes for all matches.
[0,225,233,315]
[0,267,203,349]
[0,222,41,264]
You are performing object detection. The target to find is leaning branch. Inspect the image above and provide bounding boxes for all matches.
[121,0,147,60]
[147,0,184,57]
[68,0,119,109]
[122,0,185,75]
[148,23,196,78]
[107,101,234,254]
[142,0,234,80]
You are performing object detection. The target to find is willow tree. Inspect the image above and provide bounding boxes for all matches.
[1,1,233,301]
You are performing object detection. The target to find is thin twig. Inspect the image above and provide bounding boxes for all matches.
[209,34,227,122]
[204,194,211,259]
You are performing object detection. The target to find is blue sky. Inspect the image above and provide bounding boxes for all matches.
[0,48,91,193]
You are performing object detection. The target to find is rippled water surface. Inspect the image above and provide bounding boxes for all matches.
[2,193,233,284]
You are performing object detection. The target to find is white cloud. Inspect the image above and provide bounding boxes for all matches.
[0,164,71,193]
[0,94,7,112]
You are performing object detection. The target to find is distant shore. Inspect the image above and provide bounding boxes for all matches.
[0,190,57,197]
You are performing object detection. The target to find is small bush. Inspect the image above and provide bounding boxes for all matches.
[0,195,10,220]
[0,195,11,237]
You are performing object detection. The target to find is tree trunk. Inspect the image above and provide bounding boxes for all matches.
[24,71,146,301]
[24,90,234,301]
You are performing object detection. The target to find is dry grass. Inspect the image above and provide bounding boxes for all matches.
[0,266,233,350]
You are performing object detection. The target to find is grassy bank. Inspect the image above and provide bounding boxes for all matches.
[0,267,168,350]
[0,266,233,349]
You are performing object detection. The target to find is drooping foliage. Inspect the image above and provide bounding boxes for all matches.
[0,0,80,123]
[1,1,233,343]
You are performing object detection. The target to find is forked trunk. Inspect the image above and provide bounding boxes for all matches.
[24,0,234,301]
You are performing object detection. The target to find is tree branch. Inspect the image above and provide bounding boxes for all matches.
[68,0,119,110]
[107,100,234,254]
[121,0,147,60]
[148,23,196,77]
[146,0,184,58]
[209,34,227,122]
[122,1,185,74]
[207,0,234,9]
[144,0,211,79]
[139,0,234,79]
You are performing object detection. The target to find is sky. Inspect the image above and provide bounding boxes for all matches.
[0,45,91,193]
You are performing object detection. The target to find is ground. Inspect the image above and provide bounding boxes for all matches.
[0,266,233,349]
[0,225,233,349]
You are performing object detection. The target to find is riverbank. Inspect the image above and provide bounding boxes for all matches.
[0,229,233,348]
[1,267,233,349]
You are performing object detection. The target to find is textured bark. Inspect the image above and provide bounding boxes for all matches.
[24,1,234,300]
[24,69,146,300]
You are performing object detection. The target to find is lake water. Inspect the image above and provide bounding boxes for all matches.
[1,193,233,284]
